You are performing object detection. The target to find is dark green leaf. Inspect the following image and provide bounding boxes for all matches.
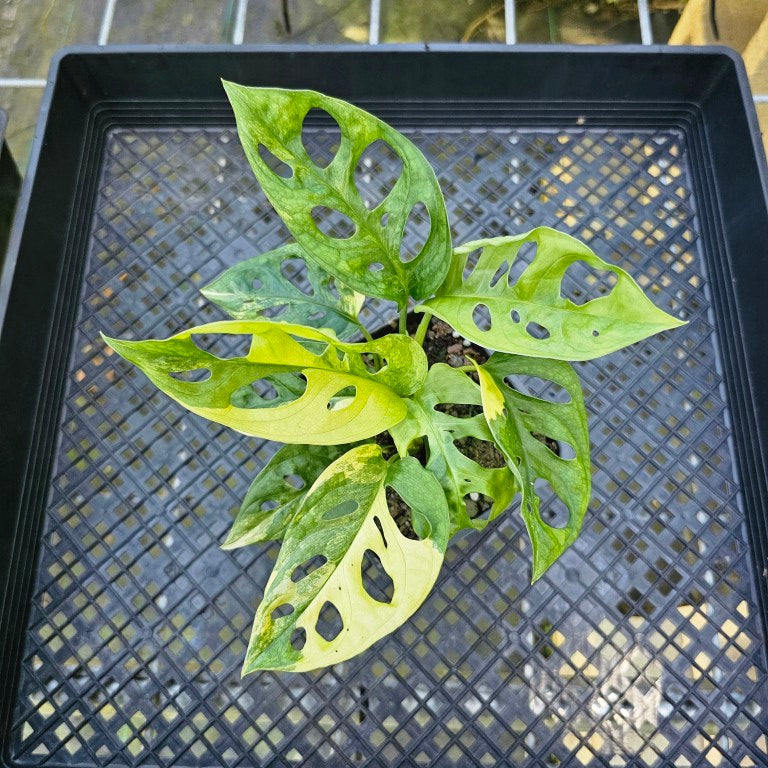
[223,444,348,549]
[475,354,591,581]
[201,243,364,339]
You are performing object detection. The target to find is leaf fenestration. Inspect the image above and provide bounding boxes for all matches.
[389,364,517,534]
[421,227,685,360]
[474,354,591,581]
[201,243,364,340]
[223,444,348,548]
[223,82,452,304]
[243,444,449,673]
[103,320,427,445]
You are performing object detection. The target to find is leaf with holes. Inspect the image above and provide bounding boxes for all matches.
[243,444,449,673]
[389,364,517,534]
[223,444,348,548]
[420,227,685,361]
[201,243,364,340]
[102,320,427,445]
[474,354,591,581]
[223,82,451,304]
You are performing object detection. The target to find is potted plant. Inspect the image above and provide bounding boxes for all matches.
[103,82,683,674]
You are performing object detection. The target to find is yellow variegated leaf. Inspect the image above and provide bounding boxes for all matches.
[102,320,426,445]
[243,444,449,673]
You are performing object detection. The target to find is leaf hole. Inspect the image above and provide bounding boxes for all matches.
[270,603,294,621]
[462,248,482,281]
[290,627,306,651]
[354,139,403,209]
[472,304,492,332]
[263,303,289,319]
[284,474,305,490]
[592,329,600,337]
[301,108,341,169]
[315,601,343,642]
[260,499,278,512]
[312,206,356,240]
[509,241,537,286]
[380,212,389,228]
[453,437,507,468]
[406,437,428,466]
[361,549,394,603]
[463,492,494,521]
[169,368,211,383]
[373,515,388,548]
[510,309,521,324]
[534,479,570,529]
[291,554,328,583]
[560,260,618,305]
[280,257,314,296]
[525,321,550,340]
[531,432,562,458]
[287,335,329,356]
[230,373,307,409]
[490,260,510,288]
[257,143,292,179]
[557,440,577,460]
[308,310,325,321]
[400,202,431,263]
[368,262,384,272]
[191,333,252,359]
[384,489,419,540]
[327,386,357,411]
[361,352,381,374]
[503,374,571,403]
[434,402,483,419]
[323,499,359,521]
[252,278,263,291]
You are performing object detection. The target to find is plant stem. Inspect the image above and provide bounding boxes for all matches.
[359,326,374,343]
[398,304,408,335]
[413,310,432,347]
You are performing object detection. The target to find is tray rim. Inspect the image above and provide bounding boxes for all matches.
[1,45,767,768]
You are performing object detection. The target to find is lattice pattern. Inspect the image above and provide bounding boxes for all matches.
[9,125,768,767]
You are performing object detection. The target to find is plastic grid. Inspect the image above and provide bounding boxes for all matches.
[8,124,768,767]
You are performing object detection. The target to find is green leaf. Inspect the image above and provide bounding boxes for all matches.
[389,364,517,534]
[102,320,427,445]
[420,227,685,361]
[474,354,591,581]
[386,456,451,546]
[223,82,451,304]
[200,243,364,340]
[243,444,449,673]
[223,444,347,549]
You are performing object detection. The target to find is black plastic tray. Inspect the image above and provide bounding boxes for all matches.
[1,46,768,768]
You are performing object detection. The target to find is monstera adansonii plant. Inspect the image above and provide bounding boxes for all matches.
[103,82,684,674]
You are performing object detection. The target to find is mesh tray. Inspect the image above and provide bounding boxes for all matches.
[1,47,768,768]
